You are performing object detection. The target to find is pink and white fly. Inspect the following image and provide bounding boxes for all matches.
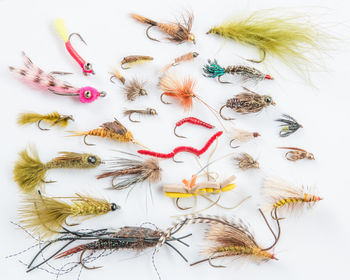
[9,52,106,103]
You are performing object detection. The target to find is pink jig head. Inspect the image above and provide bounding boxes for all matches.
[54,19,95,76]
[9,52,106,103]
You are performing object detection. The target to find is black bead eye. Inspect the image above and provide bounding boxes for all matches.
[84,90,92,99]
[265,96,272,103]
[111,203,119,211]
[84,62,92,71]
[87,156,97,164]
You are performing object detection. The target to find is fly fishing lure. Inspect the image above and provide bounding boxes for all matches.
[174,117,214,138]
[123,78,147,101]
[220,87,275,120]
[110,68,126,84]
[54,19,94,75]
[276,114,303,137]
[24,219,191,278]
[234,153,259,170]
[278,147,314,161]
[123,108,157,123]
[158,72,222,127]
[9,52,106,103]
[13,147,102,193]
[163,52,199,71]
[203,59,273,83]
[17,111,74,131]
[121,55,154,69]
[263,177,322,218]
[138,131,223,163]
[131,12,195,44]
[163,174,237,211]
[97,152,161,190]
[19,192,120,238]
[206,8,332,75]
[227,127,260,148]
[180,214,279,267]
[67,118,145,147]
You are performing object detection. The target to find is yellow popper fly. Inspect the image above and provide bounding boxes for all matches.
[19,192,120,238]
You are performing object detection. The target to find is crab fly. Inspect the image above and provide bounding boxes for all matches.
[25,220,191,278]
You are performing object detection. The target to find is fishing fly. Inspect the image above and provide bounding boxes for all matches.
[227,127,260,148]
[123,108,157,123]
[97,152,161,190]
[234,153,259,170]
[13,147,102,193]
[131,12,195,44]
[174,117,214,138]
[67,118,146,147]
[220,87,275,120]
[163,174,238,211]
[163,52,199,71]
[9,52,106,103]
[263,177,322,219]
[276,114,303,137]
[17,111,74,131]
[203,59,273,84]
[22,219,191,279]
[123,78,147,101]
[54,19,94,75]
[121,55,154,69]
[138,131,223,163]
[158,72,225,128]
[278,147,314,161]
[184,214,279,267]
[206,8,333,77]
[110,67,126,84]
[19,191,120,238]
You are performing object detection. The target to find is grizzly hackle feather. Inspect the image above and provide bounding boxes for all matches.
[19,193,119,238]
[97,152,161,190]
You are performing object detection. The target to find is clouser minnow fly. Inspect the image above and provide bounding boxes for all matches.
[24,219,192,279]
[203,59,273,84]
[131,12,195,44]
[9,52,106,103]
[13,146,102,193]
[54,19,95,75]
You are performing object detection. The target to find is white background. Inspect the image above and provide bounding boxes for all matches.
[1,0,350,279]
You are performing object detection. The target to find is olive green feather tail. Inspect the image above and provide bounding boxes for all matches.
[13,147,47,193]
[207,9,334,77]
[17,112,71,127]
[19,194,72,238]
[17,112,46,125]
